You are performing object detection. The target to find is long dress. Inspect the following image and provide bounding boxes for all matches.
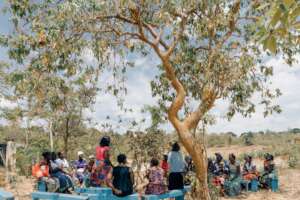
[224,162,242,196]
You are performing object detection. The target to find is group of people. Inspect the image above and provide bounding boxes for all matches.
[32,136,277,197]
[207,152,277,196]
[32,137,193,197]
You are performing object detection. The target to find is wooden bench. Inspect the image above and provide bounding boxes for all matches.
[0,188,14,200]
[31,192,88,200]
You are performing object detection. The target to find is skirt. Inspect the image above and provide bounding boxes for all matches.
[168,172,184,190]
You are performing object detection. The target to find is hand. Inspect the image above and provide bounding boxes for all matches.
[114,189,122,195]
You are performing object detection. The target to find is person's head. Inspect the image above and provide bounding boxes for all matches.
[171,142,180,152]
[244,155,252,163]
[229,153,236,164]
[185,155,192,164]
[51,152,57,161]
[117,154,127,164]
[88,155,95,162]
[42,151,51,164]
[57,152,64,159]
[163,154,168,161]
[150,158,159,167]
[264,153,274,162]
[78,151,84,159]
[215,153,223,163]
[100,136,110,147]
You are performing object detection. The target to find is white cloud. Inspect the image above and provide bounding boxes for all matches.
[209,55,300,134]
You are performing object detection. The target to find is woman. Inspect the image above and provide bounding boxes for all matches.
[161,154,169,176]
[259,153,277,189]
[211,153,227,187]
[50,152,73,193]
[96,136,111,165]
[242,155,259,181]
[108,154,134,197]
[167,142,185,190]
[91,137,113,187]
[224,154,242,197]
[145,158,167,195]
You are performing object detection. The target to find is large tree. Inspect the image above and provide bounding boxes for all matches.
[1,0,299,199]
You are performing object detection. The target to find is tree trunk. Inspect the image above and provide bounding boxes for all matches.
[49,121,54,152]
[177,127,211,200]
[63,117,70,159]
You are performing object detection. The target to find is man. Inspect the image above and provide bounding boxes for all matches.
[74,151,87,184]
[56,152,70,171]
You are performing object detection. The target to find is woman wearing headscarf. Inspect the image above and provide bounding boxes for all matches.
[223,153,242,196]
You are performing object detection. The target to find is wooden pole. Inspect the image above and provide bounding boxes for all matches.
[50,120,53,152]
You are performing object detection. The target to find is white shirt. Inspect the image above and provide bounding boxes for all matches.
[55,158,69,169]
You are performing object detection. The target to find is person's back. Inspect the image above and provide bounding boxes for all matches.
[112,166,133,197]
[167,142,184,190]
[145,158,167,195]
[108,154,134,197]
[168,151,185,173]
[96,146,110,161]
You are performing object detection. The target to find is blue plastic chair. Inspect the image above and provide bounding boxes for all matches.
[271,179,279,192]
[250,179,258,192]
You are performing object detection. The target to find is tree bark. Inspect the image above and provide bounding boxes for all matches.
[63,117,70,159]
[177,127,211,200]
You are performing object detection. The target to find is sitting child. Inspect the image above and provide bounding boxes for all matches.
[108,154,134,197]
[145,158,167,195]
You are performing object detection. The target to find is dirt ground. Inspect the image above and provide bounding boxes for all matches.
[1,145,300,200]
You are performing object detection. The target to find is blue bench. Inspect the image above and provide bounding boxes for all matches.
[76,186,191,200]
[31,192,88,200]
[75,187,139,200]
[0,188,14,200]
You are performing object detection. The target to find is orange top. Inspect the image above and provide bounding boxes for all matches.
[32,163,49,178]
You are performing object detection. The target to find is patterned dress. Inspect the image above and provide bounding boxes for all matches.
[90,160,112,187]
[145,167,167,195]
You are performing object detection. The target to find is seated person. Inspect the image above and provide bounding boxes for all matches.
[32,152,58,192]
[74,151,87,184]
[224,154,242,197]
[259,153,277,189]
[108,154,134,197]
[56,152,70,172]
[50,152,73,193]
[242,155,259,181]
[145,158,167,195]
[86,155,95,173]
[160,154,169,176]
[211,153,228,186]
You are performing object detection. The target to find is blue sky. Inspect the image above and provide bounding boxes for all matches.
[0,1,300,135]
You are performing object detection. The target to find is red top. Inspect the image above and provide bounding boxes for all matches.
[161,160,169,173]
[96,146,110,161]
